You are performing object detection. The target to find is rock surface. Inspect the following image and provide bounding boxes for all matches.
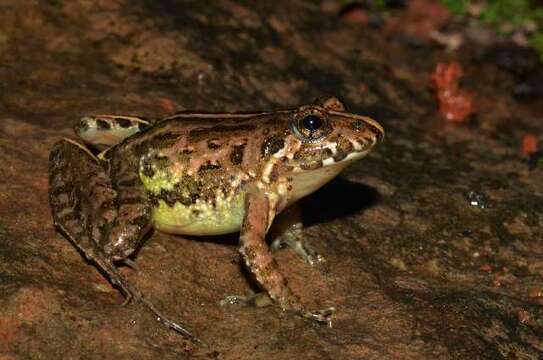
[0,1,542,359]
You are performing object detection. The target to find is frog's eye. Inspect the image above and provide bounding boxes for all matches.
[291,111,331,143]
[302,115,322,132]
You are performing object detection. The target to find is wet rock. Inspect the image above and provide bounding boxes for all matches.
[0,0,542,359]
[485,42,540,75]
[513,77,543,100]
[465,190,491,209]
[485,42,543,100]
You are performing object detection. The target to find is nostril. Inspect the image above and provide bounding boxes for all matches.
[351,120,366,131]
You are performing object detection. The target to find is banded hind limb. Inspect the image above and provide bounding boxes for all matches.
[48,138,199,341]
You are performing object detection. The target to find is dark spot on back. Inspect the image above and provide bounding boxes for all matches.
[139,154,170,178]
[230,144,245,165]
[96,119,111,130]
[261,136,285,157]
[141,158,155,177]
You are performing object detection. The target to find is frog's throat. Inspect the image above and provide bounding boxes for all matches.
[286,150,369,208]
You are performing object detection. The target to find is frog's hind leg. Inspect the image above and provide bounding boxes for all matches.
[49,139,135,296]
[49,139,200,341]
[74,115,150,149]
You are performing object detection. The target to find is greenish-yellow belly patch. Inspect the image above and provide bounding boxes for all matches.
[151,193,246,236]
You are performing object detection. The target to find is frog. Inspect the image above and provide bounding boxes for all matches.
[48,96,384,341]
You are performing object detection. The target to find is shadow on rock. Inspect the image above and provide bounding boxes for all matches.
[301,176,381,226]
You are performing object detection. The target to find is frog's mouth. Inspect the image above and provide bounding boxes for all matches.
[322,146,373,166]
[293,143,374,171]
[296,131,380,170]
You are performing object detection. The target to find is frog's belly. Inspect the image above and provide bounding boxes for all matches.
[151,193,246,236]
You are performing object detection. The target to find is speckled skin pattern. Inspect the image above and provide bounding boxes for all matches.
[48,97,383,338]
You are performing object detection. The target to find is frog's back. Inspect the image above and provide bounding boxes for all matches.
[104,100,384,237]
[107,111,291,235]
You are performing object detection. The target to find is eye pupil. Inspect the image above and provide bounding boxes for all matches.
[302,115,322,131]
[291,111,330,142]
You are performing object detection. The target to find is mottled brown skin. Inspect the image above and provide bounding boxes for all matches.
[49,139,198,340]
[48,97,384,340]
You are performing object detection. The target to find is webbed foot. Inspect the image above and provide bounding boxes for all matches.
[269,204,327,268]
[270,235,326,267]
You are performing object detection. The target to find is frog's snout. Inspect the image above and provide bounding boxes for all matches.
[363,117,384,144]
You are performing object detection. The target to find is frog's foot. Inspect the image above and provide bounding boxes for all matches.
[302,307,336,327]
[270,235,326,267]
[220,292,273,308]
[221,292,335,327]
[269,205,326,268]
[81,245,201,341]
[94,252,202,342]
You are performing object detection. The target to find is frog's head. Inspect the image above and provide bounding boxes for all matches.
[263,97,384,205]
[275,97,383,172]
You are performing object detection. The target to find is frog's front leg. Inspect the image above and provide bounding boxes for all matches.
[269,204,326,267]
[239,186,335,324]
